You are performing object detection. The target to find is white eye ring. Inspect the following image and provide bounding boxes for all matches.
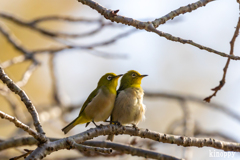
[107,75,112,81]
[132,73,136,77]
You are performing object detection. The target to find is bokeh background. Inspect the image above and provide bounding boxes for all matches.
[0,0,240,159]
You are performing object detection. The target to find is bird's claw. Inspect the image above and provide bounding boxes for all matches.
[131,123,139,130]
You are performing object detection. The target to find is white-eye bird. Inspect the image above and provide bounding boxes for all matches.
[107,70,147,141]
[62,73,122,134]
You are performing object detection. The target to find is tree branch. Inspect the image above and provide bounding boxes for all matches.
[152,0,215,28]
[204,15,240,102]
[16,61,39,87]
[84,141,182,160]
[25,125,240,159]
[0,111,41,141]
[0,137,182,160]
[67,138,112,154]
[0,67,47,143]
[77,0,240,60]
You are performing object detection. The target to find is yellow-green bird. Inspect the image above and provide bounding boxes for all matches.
[107,70,147,141]
[62,73,122,134]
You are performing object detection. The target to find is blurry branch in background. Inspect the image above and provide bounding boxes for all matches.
[0,12,134,58]
[145,92,240,123]
[167,120,238,142]
[204,15,240,102]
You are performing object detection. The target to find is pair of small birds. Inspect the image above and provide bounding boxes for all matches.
[62,70,147,141]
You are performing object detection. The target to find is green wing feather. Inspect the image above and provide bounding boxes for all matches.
[79,87,99,116]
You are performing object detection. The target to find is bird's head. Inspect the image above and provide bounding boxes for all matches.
[98,73,122,92]
[120,70,148,89]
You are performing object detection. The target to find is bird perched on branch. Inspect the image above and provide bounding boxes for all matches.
[107,70,147,141]
[62,73,122,134]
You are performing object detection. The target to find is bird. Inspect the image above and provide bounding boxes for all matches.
[62,73,122,134]
[107,70,147,141]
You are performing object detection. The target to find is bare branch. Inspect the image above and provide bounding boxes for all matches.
[29,15,101,24]
[25,125,240,159]
[0,91,22,120]
[0,12,120,38]
[0,67,47,143]
[0,137,38,151]
[204,16,240,102]
[31,29,137,55]
[0,111,40,140]
[152,0,215,28]
[9,149,33,160]
[1,55,26,68]
[67,138,112,154]
[16,62,39,87]
[0,22,31,56]
[0,137,182,160]
[84,141,182,160]
[77,0,240,60]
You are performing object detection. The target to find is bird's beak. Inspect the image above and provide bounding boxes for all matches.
[140,74,148,78]
[114,74,123,79]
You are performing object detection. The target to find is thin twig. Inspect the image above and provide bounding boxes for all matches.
[0,67,47,143]
[152,0,215,28]
[16,62,39,87]
[204,16,240,102]
[9,149,33,160]
[67,138,112,154]
[0,55,26,68]
[0,12,120,38]
[0,22,32,56]
[29,15,101,24]
[0,111,40,140]
[77,0,240,60]
[84,141,181,160]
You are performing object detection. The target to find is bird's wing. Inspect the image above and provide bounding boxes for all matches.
[79,88,99,116]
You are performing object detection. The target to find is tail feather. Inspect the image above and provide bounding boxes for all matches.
[62,116,88,134]
[106,134,114,141]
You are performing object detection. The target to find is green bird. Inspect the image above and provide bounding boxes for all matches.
[62,73,122,134]
[107,70,147,141]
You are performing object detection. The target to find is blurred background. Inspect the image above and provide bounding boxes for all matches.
[0,0,240,159]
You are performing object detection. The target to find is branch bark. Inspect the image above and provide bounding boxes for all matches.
[0,67,47,143]
[77,0,240,60]
[25,125,240,159]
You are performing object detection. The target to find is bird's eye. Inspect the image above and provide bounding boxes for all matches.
[132,73,136,77]
[107,75,112,81]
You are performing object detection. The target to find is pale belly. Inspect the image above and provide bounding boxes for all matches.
[111,88,145,125]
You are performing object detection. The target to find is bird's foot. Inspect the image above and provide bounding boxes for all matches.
[131,123,139,130]
[92,120,103,128]
[105,120,122,126]
[85,122,90,127]
[113,121,122,126]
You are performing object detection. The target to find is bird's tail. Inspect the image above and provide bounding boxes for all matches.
[106,134,114,141]
[62,116,87,134]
